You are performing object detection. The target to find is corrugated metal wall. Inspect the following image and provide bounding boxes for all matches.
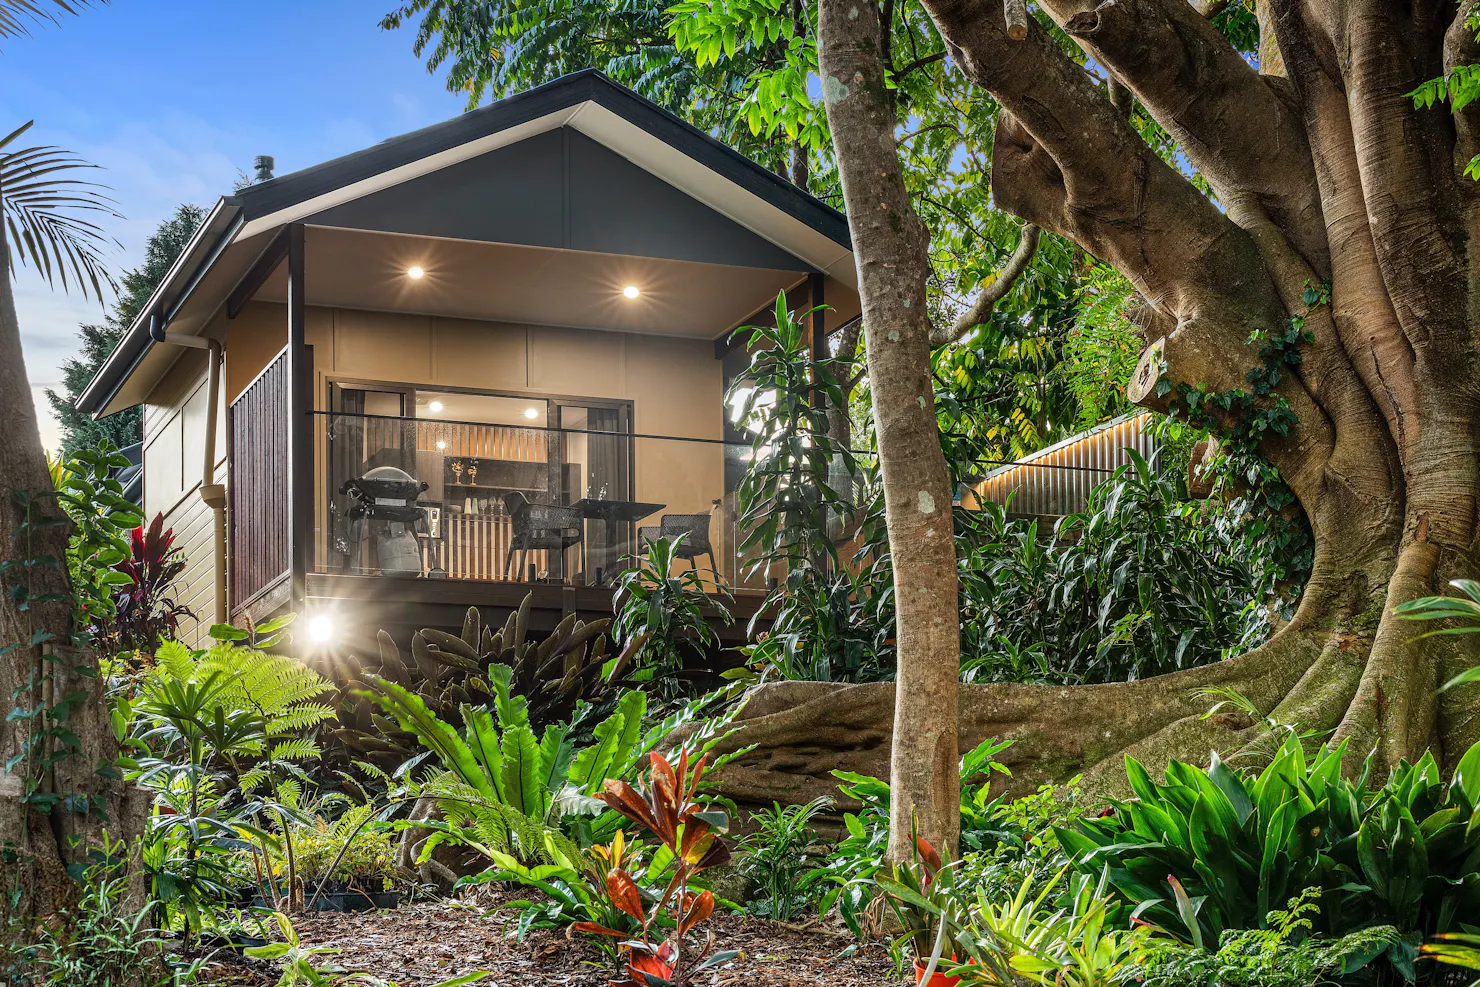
[972,413,1155,517]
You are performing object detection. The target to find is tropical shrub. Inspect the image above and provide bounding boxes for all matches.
[613,533,729,692]
[737,795,832,920]
[942,868,1152,987]
[338,594,639,763]
[727,295,894,683]
[101,513,193,655]
[52,441,142,646]
[1056,735,1480,979]
[811,737,1018,935]
[575,750,738,986]
[1132,887,1403,987]
[1,854,197,987]
[124,627,336,926]
[362,673,649,869]
[958,452,1276,684]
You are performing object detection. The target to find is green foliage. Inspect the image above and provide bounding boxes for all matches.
[45,204,206,456]
[363,673,648,867]
[124,628,336,927]
[613,533,729,691]
[728,294,892,682]
[1057,735,1480,980]
[0,119,120,301]
[1424,932,1480,985]
[943,869,1153,987]
[1134,888,1404,987]
[1055,264,1141,432]
[1397,579,1480,694]
[958,451,1276,684]
[810,738,1017,936]
[1,855,197,987]
[339,593,636,762]
[52,443,140,644]
[738,795,832,920]
[1409,6,1480,183]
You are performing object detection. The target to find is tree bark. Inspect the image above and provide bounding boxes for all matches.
[692,0,1480,819]
[0,194,139,929]
[817,0,962,858]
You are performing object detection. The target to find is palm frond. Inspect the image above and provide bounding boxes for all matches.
[0,0,103,44]
[1,120,120,300]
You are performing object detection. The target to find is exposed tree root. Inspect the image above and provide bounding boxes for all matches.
[686,576,1480,811]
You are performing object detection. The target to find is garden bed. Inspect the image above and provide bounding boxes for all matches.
[192,895,902,986]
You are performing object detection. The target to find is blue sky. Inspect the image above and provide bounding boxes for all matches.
[2,1,470,450]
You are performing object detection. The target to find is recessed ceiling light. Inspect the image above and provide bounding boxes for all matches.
[435,440,447,450]
[427,400,444,413]
[524,407,540,420]
[406,266,425,280]
[622,285,640,299]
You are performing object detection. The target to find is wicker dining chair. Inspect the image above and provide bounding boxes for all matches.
[501,492,583,580]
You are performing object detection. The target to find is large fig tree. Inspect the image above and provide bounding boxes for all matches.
[706,0,1480,853]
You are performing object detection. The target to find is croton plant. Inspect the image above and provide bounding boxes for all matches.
[575,750,738,987]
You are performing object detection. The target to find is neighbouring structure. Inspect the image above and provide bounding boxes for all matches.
[79,71,860,653]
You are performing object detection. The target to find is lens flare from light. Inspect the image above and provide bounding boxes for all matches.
[428,400,444,413]
[524,407,539,419]
[407,266,426,280]
[307,614,335,645]
[622,285,640,299]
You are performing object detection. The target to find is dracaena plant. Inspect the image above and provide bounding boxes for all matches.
[574,750,738,986]
[99,513,192,655]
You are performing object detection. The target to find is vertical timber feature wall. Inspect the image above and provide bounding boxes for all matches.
[228,347,291,622]
[140,346,226,646]
[973,413,1156,517]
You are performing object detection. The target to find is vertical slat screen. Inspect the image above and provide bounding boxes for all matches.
[229,348,291,613]
[974,412,1155,517]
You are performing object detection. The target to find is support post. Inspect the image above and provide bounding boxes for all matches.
[809,272,827,364]
[286,223,313,622]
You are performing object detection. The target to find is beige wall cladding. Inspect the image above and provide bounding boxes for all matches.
[431,317,528,390]
[142,346,228,647]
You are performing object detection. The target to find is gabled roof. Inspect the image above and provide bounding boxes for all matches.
[232,70,850,250]
[79,70,854,417]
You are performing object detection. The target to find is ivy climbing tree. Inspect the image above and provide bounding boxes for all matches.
[699,0,1480,852]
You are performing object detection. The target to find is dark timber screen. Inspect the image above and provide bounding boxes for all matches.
[229,346,291,618]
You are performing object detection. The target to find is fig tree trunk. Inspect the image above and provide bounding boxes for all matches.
[697,0,1480,819]
[0,195,141,928]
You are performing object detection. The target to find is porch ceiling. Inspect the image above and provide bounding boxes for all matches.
[247,225,809,338]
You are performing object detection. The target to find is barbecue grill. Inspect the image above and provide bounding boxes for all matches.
[339,466,430,575]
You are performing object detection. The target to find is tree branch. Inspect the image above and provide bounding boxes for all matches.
[1051,0,1330,272]
[930,224,1040,346]
[893,49,946,79]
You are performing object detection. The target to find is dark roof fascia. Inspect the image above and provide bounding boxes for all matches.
[76,199,243,416]
[232,70,851,250]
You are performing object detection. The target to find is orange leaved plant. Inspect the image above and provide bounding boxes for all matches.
[572,750,737,986]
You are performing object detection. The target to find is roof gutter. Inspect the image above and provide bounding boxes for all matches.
[77,198,244,417]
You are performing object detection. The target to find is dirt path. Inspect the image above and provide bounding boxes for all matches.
[195,897,903,986]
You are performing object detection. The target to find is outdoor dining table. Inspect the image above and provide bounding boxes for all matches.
[569,498,665,584]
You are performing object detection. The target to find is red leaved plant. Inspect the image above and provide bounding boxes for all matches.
[573,750,738,986]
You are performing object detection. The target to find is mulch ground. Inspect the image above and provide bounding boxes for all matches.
[192,893,904,986]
